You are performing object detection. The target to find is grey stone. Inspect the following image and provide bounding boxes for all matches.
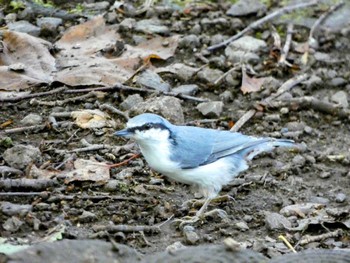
[335,193,346,203]
[292,155,306,167]
[227,0,266,17]
[3,217,24,232]
[235,221,249,231]
[179,34,200,49]
[183,226,200,245]
[330,78,347,87]
[36,17,62,35]
[4,13,17,24]
[219,90,233,102]
[83,1,110,11]
[189,24,201,35]
[285,121,306,132]
[197,67,224,85]
[104,180,119,191]
[36,17,62,28]
[314,52,331,62]
[78,210,97,223]
[119,18,136,32]
[8,20,41,37]
[1,202,32,216]
[265,212,291,230]
[197,101,224,118]
[3,145,42,170]
[227,36,267,52]
[120,94,144,111]
[135,19,169,35]
[136,70,171,92]
[20,113,43,126]
[166,241,186,252]
[172,85,199,96]
[331,90,348,108]
[210,34,227,46]
[265,114,281,122]
[225,50,260,64]
[130,96,184,124]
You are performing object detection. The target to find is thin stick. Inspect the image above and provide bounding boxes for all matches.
[0,87,66,103]
[230,109,256,132]
[99,103,129,121]
[108,153,140,168]
[92,224,160,233]
[207,0,319,51]
[279,23,294,66]
[279,235,297,253]
[299,229,343,246]
[213,65,240,86]
[0,121,73,135]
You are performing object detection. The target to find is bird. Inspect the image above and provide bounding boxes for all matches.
[114,113,296,223]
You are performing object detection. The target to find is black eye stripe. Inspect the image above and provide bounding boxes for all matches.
[128,123,168,132]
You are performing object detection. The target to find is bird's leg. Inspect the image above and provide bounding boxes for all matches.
[195,197,212,217]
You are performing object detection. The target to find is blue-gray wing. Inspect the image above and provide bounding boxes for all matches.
[170,126,295,169]
[169,126,259,169]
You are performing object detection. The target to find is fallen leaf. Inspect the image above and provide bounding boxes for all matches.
[62,159,110,184]
[0,31,56,88]
[240,69,266,94]
[71,109,116,129]
[54,16,179,87]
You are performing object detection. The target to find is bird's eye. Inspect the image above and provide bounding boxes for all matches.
[145,123,152,129]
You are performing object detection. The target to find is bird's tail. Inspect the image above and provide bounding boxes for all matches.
[237,138,297,161]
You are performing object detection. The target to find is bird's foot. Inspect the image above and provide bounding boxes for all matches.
[172,209,228,229]
[181,195,235,210]
[172,215,201,229]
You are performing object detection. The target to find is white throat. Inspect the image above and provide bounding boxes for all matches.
[133,128,179,174]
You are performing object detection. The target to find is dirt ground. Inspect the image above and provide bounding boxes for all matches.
[0,0,350,261]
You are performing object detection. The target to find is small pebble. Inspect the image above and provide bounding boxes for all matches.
[335,193,346,203]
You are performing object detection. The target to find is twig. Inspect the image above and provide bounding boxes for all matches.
[230,109,256,132]
[279,23,294,66]
[213,64,240,86]
[299,229,343,246]
[99,103,129,121]
[66,83,209,102]
[54,143,134,154]
[0,121,73,135]
[263,73,309,102]
[0,192,46,197]
[30,92,97,106]
[265,96,350,119]
[0,87,66,103]
[279,235,297,253]
[107,153,140,168]
[0,179,58,191]
[207,0,319,51]
[309,2,344,43]
[47,194,142,203]
[92,224,160,233]
[302,2,344,64]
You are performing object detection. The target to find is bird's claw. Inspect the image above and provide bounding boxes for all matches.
[172,215,201,229]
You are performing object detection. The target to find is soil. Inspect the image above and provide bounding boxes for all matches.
[0,0,350,261]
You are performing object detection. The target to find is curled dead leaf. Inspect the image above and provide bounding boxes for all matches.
[71,109,116,129]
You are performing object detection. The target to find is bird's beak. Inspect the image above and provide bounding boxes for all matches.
[114,129,132,137]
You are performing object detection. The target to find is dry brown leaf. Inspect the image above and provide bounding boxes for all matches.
[71,109,116,129]
[62,159,110,184]
[0,31,56,89]
[54,16,179,87]
[240,69,266,94]
[28,165,60,179]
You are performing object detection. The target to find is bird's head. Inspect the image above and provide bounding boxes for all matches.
[114,113,174,143]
